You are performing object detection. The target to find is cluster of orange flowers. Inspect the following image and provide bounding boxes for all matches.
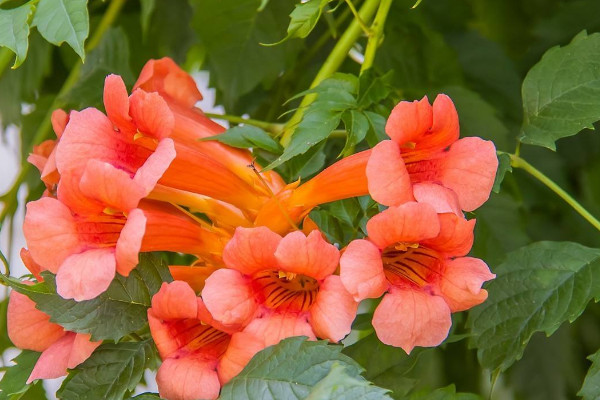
[8,58,498,400]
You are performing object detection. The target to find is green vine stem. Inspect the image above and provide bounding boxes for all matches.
[360,0,392,73]
[508,153,600,233]
[280,0,381,146]
[0,0,127,223]
[204,113,283,135]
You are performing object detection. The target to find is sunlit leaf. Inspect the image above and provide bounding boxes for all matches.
[0,350,40,400]
[0,3,35,68]
[267,0,329,45]
[469,241,600,372]
[521,31,600,150]
[200,125,282,154]
[32,0,89,60]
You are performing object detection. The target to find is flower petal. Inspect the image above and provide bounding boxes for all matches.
[243,311,315,348]
[115,208,146,276]
[372,288,451,353]
[223,227,281,275]
[56,248,116,301]
[274,230,339,281]
[385,96,433,145]
[366,140,414,207]
[438,137,498,212]
[24,197,81,273]
[366,202,440,250]
[129,89,174,140]
[439,257,495,312]
[67,333,101,369]
[133,138,176,195]
[8,291,65,352]
[309,275,358,342]
[51,109,68,138]
[157,356,220,400]
[413,182,462,216]
[422,213,475,257]
[104,74,136,134]
[218,331,264,384]
[203,269,258,328]
[151,281,199,320]
[339,239,387,301]
[79,160,146,212]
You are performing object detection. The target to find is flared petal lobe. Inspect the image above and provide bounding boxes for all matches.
[372,288,452,353]
[203,269,258,328]
[339,239,387,301]
[309,275,358,342]
[222,226,281,275]
[439,257,495,312]
[366,140,413,207]
[157,357,220,400]
[274,230,339,281]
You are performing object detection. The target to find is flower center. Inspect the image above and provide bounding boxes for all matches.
[169,319,230,358]
[381,243,440,288]
[253,270,320,312]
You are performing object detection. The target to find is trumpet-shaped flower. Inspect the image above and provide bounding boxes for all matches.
[202,227,358,347]
[23,197,227,301]
[148,281,263,400]
[366,95,497,212]
[340,202,494,353]
[7,290,100,382]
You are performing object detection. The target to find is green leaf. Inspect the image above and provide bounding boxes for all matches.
[57,341,158,400]
[357,70,394,109]
[521,31,600,150]
[268,73,358,169]
[2,253,171,342]
[364,110,387,147]
[343,333,425,398]
[468,241,600,372]
[0,3,35,68]
[409,385,482,400]
[0,350,40,400]
[268,0,328,45]
[0,297,11,353]
[492,152,512,193]
[199,125,282,153]
[192,0,299,108]
[61,27,133,109]
[579,348,600,400]
[219,337,365,399]
[32,0,89,60]
[305,363,392,400]
[341,110,369,156]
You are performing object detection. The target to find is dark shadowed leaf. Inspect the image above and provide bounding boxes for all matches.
[57,341,158,400]
[409,385,482,400]
[579,348,600,400]
[492,152,512,193]
[469,241,600,372]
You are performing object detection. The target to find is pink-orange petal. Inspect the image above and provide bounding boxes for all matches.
[7,291,65,352]
[28,332,75,382]
[309,275,358,342]
[103,74,136,134]
[151,281,199,321]
[115,208,146,276]
[413,182,462,216]
[385,96,433,145]
[422,213,475,257]
[51,109,69,138]
[424,94,459,151]
[222,226,281,275]
[274,230,339,281]
[134,57,203,108]
[79,160,146,212]
[218,331,265,384]
[129,89,174,140]
[157,356,220,400]
[339,239,387,301]
[372,288,451,353]
[243,311,315,348]
[439,257,495,312]
[366,140,414,207]
[133,138,176,195]
[439,137,498,212]
[20,248,45,281]
[56,248,116,301]
[203,269,258,328]
[23,197,81,273]
[366,202,440,250]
